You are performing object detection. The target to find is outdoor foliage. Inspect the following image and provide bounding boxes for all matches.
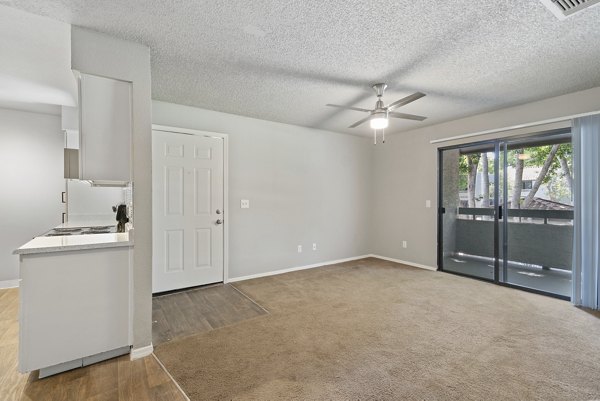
[457,143,572,207]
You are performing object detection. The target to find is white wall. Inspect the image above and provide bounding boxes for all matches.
[71,27,153,350]
[0,108,64,282]
[152,101,373,280]
[0,5,76,106]
[370,86,600,268]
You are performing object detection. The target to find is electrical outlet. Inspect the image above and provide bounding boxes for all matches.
[297,245,302,253]
[402,241,407,248]
[241,199,250,209]
[312,243,317,251]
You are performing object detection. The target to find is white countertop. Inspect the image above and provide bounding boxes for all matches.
[14,230,133,255]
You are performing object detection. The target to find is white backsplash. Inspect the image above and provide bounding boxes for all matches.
[67,180,127,223]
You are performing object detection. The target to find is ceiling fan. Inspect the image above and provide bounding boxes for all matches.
[326,83,427,144]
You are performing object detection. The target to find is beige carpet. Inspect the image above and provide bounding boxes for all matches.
[155,258,600,400]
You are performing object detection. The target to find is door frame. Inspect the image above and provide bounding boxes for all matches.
[436,128,572,301]
[151,124,230,284]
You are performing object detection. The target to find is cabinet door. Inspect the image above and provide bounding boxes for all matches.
[80,74,132,182]
[19,248,131,372]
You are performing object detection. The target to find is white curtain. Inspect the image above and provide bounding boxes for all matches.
[572,115,600,309]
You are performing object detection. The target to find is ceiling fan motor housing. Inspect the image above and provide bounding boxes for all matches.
[372,83,387,98]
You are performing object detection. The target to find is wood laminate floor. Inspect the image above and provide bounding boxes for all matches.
[0,288,187,401]
[152,283,268,345]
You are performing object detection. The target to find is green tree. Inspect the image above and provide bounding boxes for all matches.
[522,143,571,207]
[459,152,493,207]
[480,152,490,207]
[557,144,573,199]
[458,155,468,191]
[547,174,571,203]
[465,154,480,207]
[510,149,525,209]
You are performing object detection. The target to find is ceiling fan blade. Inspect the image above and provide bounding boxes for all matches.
[326,104,371,113]
[348,115,373,128]
[386,92,426,111]
[388,111,427,121]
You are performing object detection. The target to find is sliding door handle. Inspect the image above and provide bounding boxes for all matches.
[498,205,503,220]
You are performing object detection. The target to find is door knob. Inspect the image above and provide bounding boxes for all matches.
[216,209,222,214]
[216,219,223,225]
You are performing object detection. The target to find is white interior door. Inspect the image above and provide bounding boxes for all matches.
[152,130,224,293]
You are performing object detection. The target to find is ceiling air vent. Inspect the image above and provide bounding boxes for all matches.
[540,0,600,19]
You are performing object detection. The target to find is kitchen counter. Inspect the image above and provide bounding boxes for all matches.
[17,230,132,376]
[14,230,133,255]
[54,219,119,229]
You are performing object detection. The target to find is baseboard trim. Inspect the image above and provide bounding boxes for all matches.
[0,279,20,289]
[130,343,153,360]
[228,255,371,283]
[368,254,437,271]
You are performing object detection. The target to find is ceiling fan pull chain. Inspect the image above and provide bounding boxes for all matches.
[382,129,385,144]
[373,130,377,145]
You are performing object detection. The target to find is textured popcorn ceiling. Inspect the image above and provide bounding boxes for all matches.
[8,1,600,136]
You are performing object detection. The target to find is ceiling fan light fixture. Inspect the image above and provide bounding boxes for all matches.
[325,83,427,134]
[370,113,388,130]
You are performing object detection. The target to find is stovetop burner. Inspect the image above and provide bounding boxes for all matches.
[89,226,114,230]
[54,227,82,232]
[43,225,118,237]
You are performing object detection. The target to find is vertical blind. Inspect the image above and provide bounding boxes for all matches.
[572,115,600,309]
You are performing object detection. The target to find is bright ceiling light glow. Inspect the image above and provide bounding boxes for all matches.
[370,114,388,129]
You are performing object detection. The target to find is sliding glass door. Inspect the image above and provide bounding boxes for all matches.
[438,129,573,299]
[439,143,497,280]
[502,134,573,297]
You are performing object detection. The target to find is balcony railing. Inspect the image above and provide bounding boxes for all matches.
[447,207,573,270]
[458,207,573,224]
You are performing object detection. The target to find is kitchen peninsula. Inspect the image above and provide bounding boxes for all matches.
[14,225,133,377]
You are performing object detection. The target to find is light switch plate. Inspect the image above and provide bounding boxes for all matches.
[402,241,407,248]
[426,200,431,208]
[241,199,250,209]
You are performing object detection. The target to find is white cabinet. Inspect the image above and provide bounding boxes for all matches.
[79,73,132,183]
[19,246,132,376]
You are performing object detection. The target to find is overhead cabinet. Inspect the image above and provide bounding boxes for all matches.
[78,73,132,183]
